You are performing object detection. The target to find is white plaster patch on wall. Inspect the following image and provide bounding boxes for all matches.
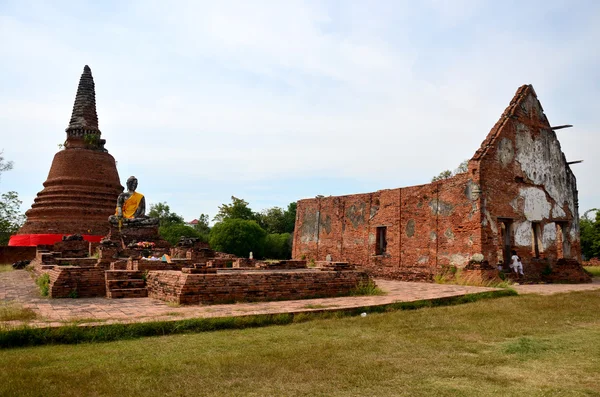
[570,225,579,242]
[483,209,497,233]
[519,187,550,221]
[515,221,532,247]
[450,254,469,268]
[514,123,576,216]
[368,233,376,244]
[542,223,556,250]
[510,198,518,212]
[552,204,566,218]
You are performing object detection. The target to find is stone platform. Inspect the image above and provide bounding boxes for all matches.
[5,270,599,330]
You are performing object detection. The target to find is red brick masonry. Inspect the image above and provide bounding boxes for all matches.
[0,246,36,264]
[48,266,106,298]
[147,270,371,305]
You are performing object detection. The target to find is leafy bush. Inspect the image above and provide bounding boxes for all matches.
[36,274,50,297]
[350,280,385,296]
[159,224,206,246]
[263,233,292,259]
[581,209,600,260]
[209,219,266,258]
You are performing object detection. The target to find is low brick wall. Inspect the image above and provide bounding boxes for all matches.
[255,260,307,270]
[206,258,235,268]
[0,246,36,264]
[147,270,371,304]
[128,259,188,271]
[48,266,106,298]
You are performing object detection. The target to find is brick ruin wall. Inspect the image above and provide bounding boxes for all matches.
[147,270,371,304]
[293,172,481,281]
[292,85,583,281]
[0,246,36,264]
[475,86,581,269]
[48,266,106,298]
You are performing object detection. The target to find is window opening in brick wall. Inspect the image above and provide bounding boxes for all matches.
[498,219,513,264]
[555,222,569,258]
[532,222,543,258]
[376,226,387,255]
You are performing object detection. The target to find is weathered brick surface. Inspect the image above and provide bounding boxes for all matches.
[129,259,187,272]
[255,260,307,270]
[52,240,90,258]
[16,66,123,239]
[293,85,584,283]
[147,270,371,304]
[48,266,106,298]
[105,270,147,299]
[0,246,36,264]
[206,258,236,268]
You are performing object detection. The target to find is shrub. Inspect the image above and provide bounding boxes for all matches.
[209,219,266,258]
[36,274,50,297]
[263,233,292,259]
[350,280,385,296]
[159,224,206,246]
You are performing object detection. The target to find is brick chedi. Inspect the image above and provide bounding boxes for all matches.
[9,66,123,246]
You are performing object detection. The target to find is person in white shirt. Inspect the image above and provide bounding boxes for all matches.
[510,250,524,277]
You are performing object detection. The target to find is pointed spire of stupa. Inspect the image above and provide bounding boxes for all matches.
[66,65,100,136]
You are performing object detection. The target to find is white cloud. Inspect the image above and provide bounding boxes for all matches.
[0,0,599,221]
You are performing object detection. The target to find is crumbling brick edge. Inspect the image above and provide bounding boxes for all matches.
[0,289,516,349]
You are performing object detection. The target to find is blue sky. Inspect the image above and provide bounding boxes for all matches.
[1,0,599,223]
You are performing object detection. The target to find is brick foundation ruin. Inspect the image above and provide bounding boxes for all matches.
[29,230,372,303]
[147,269,370,304]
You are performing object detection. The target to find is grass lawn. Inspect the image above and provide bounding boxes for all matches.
[0,291,599,396]
[584,266,600,277]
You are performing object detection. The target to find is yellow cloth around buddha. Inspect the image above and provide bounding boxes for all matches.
[117,192,144,219]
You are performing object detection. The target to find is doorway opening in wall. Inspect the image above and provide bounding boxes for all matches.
[498,218,513,265]
[376,226,387,255]
[555,221,569,258]
[532,222,543,258]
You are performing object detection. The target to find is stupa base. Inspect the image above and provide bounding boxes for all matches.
[8,234,103,247]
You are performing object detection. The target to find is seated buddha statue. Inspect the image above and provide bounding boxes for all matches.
[109,176,159,226]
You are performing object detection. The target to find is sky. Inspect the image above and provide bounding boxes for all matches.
[0,0,599,223]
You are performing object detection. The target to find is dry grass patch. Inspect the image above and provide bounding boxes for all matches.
[0,302,36,322]
[0,264,13,273]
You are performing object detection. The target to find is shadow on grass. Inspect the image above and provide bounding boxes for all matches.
[0,289,516,349]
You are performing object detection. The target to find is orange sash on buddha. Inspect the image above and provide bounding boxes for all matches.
[117,192,144,219]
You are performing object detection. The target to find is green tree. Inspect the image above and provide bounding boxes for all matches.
[213,196,256,223]
[283,202,297,233]
[209,219,266,258]
[431,159,469,182]
[0,152,24,245]
[257,207,286,234]
[581,209,600,260]
[0,191,25,245]
[0,150,13,176]
[256,202,297,234]
[193,213,211,236]
[148,202,184,227]
[159,224,205,246]
[263,233,292,259]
